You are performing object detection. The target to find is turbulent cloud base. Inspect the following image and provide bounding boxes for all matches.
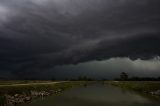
[6,58,159,79]
[0,0,160,79]
[52,58,160,79]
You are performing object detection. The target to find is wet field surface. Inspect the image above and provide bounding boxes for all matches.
[19,84,160,106]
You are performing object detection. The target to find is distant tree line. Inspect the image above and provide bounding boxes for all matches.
[115,72,160,81]
[2,72,159,81]
[65,76,95,81]
[127,77,160,81]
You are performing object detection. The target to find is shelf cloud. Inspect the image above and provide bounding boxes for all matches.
[0,0,160,79]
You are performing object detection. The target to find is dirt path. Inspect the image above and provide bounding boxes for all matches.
[0,81,66,87]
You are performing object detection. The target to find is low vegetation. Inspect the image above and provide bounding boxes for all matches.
[0,80,53,85]
[106,81,160,96]
[0,81,92,106]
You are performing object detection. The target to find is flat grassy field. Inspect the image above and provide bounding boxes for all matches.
[105,81,160,92]
[0,81,90,95]
[0,81,91,105]
[0,80,55,85]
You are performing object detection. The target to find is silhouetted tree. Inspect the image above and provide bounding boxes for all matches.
[120,72,128,81]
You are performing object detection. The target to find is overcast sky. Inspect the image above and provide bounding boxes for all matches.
[0,0,160,79]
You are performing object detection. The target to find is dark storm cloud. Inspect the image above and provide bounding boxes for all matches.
[50,58,160,79]
[0,0,160,78]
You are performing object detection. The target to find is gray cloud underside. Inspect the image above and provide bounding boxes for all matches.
[0,0,160,78]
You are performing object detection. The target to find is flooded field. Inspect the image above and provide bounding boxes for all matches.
[18,84,160,106]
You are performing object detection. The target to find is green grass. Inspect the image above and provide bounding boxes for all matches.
[0,96,5,106]
[0,80,53,85]
[0,81,90,95]
[105,81,160,92]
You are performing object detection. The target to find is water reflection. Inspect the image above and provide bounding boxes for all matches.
[19,84,160,106]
